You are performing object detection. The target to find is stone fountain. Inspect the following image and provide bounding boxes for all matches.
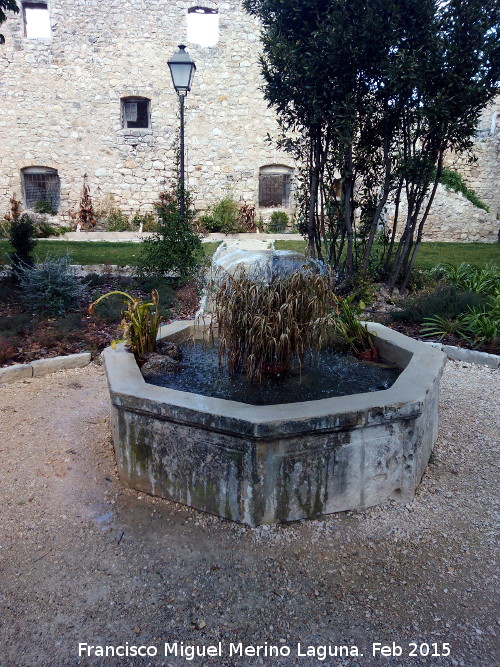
[102,246,446,526]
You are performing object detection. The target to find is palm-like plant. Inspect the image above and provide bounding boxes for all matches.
[89,290,160,357]
[329,295,376,355]
[431,262,499,297]
[422,295,499,347]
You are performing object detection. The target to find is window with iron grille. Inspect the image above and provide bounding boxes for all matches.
[122,98,150,129]
[23,2,51,39]
[259,167,292,208]
[22,167,60,213]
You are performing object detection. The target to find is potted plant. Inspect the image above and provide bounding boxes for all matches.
[89,289,160,361]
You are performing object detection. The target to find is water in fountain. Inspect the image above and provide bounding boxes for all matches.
[145,341,400,405]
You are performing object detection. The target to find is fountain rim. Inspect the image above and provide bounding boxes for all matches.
[103,320,446,440]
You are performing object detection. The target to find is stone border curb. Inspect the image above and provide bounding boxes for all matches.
[424,341,499,368]
[0,353,92,385]
[41,232,303,243]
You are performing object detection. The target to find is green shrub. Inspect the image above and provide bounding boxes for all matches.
[95,194,131,231]
[329,295,376,355]
[391,285,487,324]
[9,213,37,276]
[135,277,176,318]
[0,313,32,335]
[54,312,83,334]
[350,275,377,306]
[460,300,499,345]
[422,296,499,347]
[106,210,132,231]
[34,219,67,238]
[85,272,108,287]
[199,214,223,233]
[34,199,58,215]
[0,279,16,305]
[439,168,489,212]
[89,290,160,358]
[430,262,499,296]
[211,197,241,234]
[420,315,468,340]
[403,268,437,293]
[131,212,157,232]
[18,254,85,316]
[0,219,11,239]
[139,187,204,283]
[267,211,289,233]
[91,292,125,323]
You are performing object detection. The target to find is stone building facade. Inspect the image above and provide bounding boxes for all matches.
[0,1,498,241]
[0,0,293,222]
[416,99,499,242]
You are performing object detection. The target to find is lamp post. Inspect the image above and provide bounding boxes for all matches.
[167,44,196,220]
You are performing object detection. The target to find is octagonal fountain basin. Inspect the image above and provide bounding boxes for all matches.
[103,322,446,526]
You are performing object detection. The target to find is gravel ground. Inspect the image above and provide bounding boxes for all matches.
[0,359,498,667]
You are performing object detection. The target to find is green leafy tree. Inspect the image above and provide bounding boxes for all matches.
[0,0,19,44]
[244,0,499,288]
[139,187,204,283]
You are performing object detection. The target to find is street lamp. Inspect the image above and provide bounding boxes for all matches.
[167,44,196,220]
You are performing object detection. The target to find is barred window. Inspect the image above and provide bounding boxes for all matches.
[122,97,150,129]
[22,167,60,213]
[259,166,293,208]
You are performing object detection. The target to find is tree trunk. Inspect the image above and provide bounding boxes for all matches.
[400,155,443,290]
[307,137,321,259]
[343,145,354,278]
[383,176,403,275]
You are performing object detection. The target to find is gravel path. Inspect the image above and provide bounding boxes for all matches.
[0,360,498,667]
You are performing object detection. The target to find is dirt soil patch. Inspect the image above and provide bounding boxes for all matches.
[0,360,498,666]
[0,277,199,367]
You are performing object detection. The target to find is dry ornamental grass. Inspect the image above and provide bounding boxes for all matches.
[209,269,338,382]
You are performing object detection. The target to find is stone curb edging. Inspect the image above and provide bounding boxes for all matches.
[0,352,92,385]
[423,341,499,368]
[42,232,304,242]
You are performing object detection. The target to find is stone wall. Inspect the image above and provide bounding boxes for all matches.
[419,98,500,242]
[0,0,293,222]
[399,184,498,243]
[0,1,498,242]
[450,99,500,219]
[384,99,499,243]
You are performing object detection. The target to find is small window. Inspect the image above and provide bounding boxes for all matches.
[22,167,60,213]
[490,111,497,136]
[121,97,150,129]
[476,110,497,139]
[23,2,51,39]
[259,166,293,208]
[187,7,219,47]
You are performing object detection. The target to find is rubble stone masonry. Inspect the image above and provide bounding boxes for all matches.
[0,1,498,241]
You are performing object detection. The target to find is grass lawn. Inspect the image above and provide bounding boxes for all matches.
[0,239,497,269]
[274,240,499,269]
[0,240,221,267]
